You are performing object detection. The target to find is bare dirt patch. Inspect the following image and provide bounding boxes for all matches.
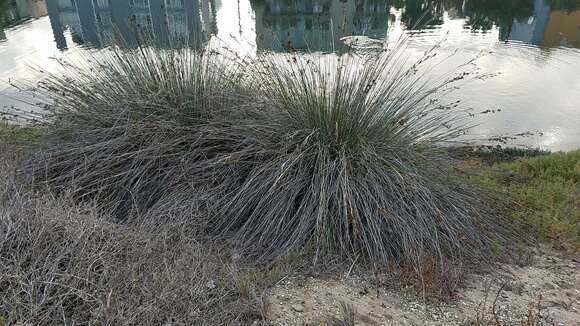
[267,249,579,325]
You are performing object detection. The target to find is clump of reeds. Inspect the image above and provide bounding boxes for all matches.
[23,46,253,217]
[206,43,514,265]
[17,39,516,270]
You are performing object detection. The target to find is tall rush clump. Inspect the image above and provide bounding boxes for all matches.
[24,46,252,218]
[209,42,514,267]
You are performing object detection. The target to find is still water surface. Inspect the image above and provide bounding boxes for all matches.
[1,0,579,150]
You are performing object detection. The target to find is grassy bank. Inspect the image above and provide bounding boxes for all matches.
[0,122,45,144]
[473,149,580,252]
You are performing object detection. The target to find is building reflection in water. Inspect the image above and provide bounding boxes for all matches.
[43,0,390,52]
[498,0,580,49]
[252,0,389,52]
[540,7,580,48]
[45,0,207,49]
[1,0,48,41]
[2,0,578,51]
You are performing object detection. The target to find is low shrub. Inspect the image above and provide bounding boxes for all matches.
[0,154,268,325]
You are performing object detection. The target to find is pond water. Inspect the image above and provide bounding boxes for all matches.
[1,0,579,150]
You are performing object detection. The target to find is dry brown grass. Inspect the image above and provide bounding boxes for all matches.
[0,148,269,325]
[374,256,469,302]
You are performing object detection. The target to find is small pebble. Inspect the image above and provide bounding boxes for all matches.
[206,280,216,289]
[291,304,304,312]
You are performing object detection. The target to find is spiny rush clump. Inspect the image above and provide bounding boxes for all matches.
[16,40,516,269]
[207,46,512,264]
[21,47,254,218]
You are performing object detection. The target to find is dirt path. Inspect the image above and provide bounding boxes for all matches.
[267,249,579,325]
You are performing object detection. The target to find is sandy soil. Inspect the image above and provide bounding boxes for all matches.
[267,249,579,325]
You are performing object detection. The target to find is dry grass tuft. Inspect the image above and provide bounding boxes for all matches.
[0,152,268,325]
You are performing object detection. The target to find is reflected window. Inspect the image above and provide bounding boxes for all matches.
[165,0,185,9]
[96,0,110,9]
[96,12,112,25]
[57,0,75,9]
[130,0,149,9]
[167,12,187,37]
[131,13,154,37]
[61,12,80,28]
[313,3,322,14]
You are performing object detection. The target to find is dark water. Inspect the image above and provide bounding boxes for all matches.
[1,0,580,150]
